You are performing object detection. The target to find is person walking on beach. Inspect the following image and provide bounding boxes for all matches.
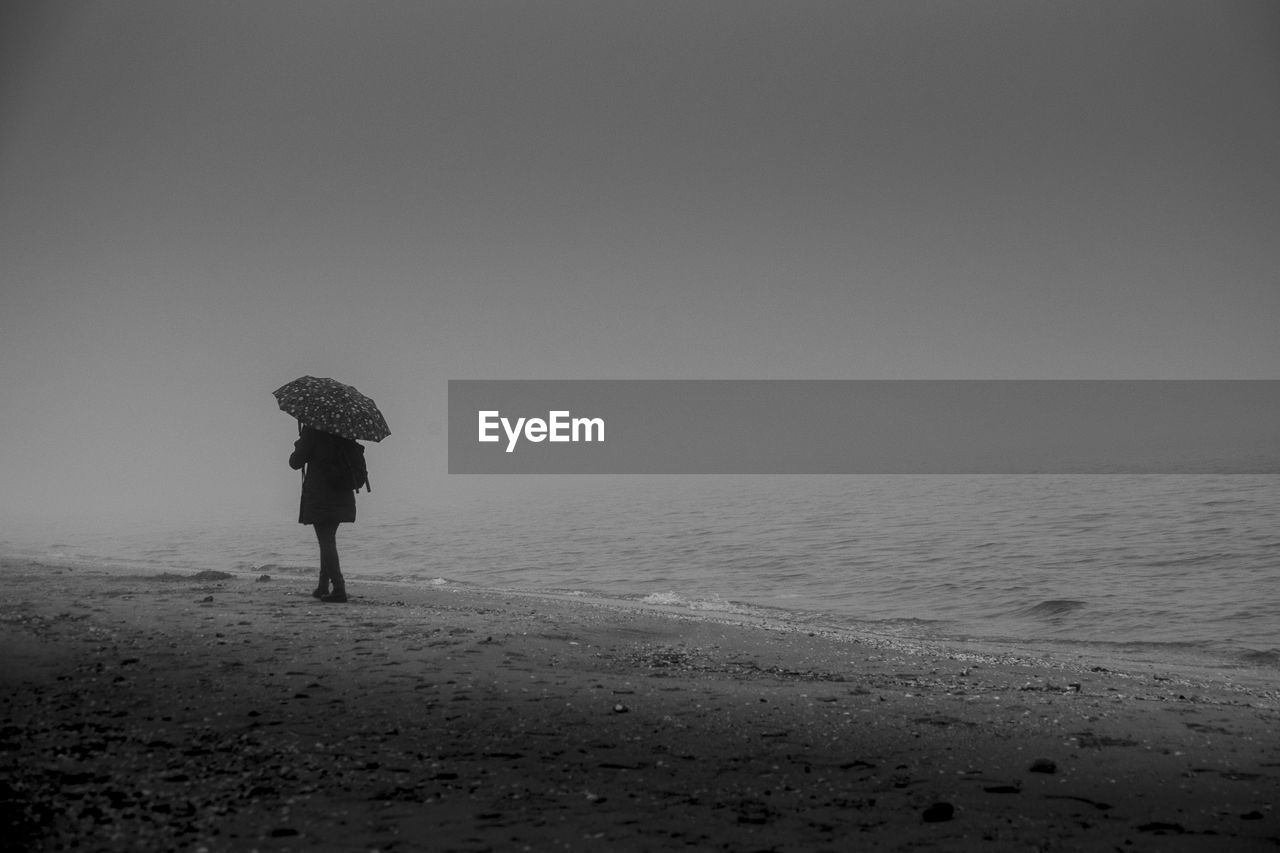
[289,424,361,603]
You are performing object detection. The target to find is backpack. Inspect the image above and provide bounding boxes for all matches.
[324,441,371,493]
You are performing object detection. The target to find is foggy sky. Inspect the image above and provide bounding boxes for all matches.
[2,1,1278,527]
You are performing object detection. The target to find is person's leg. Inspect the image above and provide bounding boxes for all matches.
[315,522,346,602]
[311,533,330,599]
[311,523,332,598]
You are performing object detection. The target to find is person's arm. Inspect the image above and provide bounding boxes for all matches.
[289,429,312,470]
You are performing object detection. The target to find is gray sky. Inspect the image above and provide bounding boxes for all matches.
[2,1,1278,526]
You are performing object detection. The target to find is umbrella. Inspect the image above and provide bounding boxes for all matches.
[273,376,390,442]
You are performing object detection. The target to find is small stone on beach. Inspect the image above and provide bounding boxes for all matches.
[922,802,954,822]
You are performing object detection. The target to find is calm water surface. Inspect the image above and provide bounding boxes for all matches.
[8,476,1278,676]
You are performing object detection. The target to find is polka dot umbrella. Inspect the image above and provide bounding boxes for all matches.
[273,376,390,442]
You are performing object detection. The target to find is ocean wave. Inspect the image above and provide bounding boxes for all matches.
[1011,599,1088,619]
[1236,648,1280,667]
[639,591,758,616]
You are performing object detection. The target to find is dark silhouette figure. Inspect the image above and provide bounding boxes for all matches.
[289,424,358,602]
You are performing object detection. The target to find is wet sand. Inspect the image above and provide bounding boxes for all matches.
[2,559,1277,852]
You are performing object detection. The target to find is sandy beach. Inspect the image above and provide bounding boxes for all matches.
[2,559,1276,852]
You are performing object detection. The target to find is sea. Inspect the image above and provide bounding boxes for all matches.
[5,475,1278,680]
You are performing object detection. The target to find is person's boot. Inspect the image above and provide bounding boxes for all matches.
[321,579,347,603]
[311,570,330,599]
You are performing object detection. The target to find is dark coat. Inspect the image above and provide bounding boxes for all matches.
[290,426,357,525]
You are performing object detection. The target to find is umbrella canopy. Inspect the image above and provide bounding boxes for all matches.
[273,376,390,442]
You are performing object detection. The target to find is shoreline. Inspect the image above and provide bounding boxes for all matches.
[16,548,1279,688]
[10,509,1280,686]
[2,559,1278,851]
[433,584,1280,699]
